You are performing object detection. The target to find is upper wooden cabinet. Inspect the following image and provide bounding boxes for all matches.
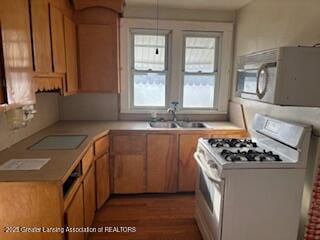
[76,7,120,93]
[29,0,78,95]
[50,4,66,73]
[0,0,35,108]
[30,0,53,73]
[63,15,78,95]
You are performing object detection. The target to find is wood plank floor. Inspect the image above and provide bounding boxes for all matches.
[89,193,203,240]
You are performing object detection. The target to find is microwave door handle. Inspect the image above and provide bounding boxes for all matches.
[256,63,269,99]
[194,153,222,184]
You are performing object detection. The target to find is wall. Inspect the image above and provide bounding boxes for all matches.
[0,93,59,151]
[232,0,320,238]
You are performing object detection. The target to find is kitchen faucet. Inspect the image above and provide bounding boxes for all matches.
[167,101,179,122]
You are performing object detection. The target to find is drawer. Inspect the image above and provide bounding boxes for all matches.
[111,134,146,154]
[82,146,94,175]
[94,135,109,157]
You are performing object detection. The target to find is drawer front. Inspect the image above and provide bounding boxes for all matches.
[95,135,109,157]
[111,134,146,154]
[82,146,94,175]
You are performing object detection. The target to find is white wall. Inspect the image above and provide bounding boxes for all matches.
[232,0,320,238]
[0,93,59,151]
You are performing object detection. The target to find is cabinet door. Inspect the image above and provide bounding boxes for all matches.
[50,4,66,73]
[78,24,118,92]
[96,154,110,209]
[63,16,78,94]
[83,165,96,228]
[113,154,146,193]
[0,0,35,105]
[179,134,209,192]
[66,185,85,240]
[30,0,52,73]
[147,134,178,192]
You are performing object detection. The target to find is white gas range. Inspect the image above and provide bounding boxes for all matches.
[194,114,312,240]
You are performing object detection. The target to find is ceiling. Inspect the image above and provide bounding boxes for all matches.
[125,0,252,11]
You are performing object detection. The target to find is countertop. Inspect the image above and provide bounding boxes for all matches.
[0,120,246,182]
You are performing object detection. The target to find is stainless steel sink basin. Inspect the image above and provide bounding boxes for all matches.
[149,122,178,128]
[177,122,207,128]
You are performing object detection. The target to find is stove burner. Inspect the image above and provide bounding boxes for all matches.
[221,149,282,162]
[208,138,257,148]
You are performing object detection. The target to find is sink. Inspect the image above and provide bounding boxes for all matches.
[149,122,178,128]
[177,122,207,128]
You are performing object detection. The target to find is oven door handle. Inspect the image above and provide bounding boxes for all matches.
[194,152,222,184]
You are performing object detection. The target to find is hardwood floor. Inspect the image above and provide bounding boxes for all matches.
[89,193,203,240]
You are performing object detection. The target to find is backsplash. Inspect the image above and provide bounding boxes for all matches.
[0,93,59,151]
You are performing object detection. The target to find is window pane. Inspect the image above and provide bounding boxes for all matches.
[134,72,166,107]
[134,34,166,71]
[185,37,216,73]
[183,74,215,108]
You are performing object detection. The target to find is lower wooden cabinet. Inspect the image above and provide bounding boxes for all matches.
[113,154,146,193]
[147,134,178,192]
[83,165,96,228]
[178,134,209,192]
[65,184,85,240]
[95,154,110,209]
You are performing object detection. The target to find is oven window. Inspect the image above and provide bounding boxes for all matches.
[199,170,213,213]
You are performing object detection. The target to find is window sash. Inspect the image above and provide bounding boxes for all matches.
[130,30,169,109]
[181,33,221,110]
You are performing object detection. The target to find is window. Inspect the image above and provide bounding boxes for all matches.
[182,35,219,109]
[132,31,168,108]
[120,19,233,114]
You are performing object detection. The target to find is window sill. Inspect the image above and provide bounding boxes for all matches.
[120,109,227,115]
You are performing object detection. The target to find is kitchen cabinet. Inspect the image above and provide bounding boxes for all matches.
[65,184,85,240]
[30,0,52,73]
[113,154,146,193]
[147,134,179,192]
[179,134,209,192]
[83,165,96,229]
[29,0,78,95]
[0,0,35,107]
[95,154,110,209]
[76,7,120,93]
[50,4,66,73]
[111,134,146,193]
[63,15,78,95]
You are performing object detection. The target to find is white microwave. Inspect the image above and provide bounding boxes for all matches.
[236,46,320,107]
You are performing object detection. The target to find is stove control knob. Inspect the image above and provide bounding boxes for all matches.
[208,160,217,169]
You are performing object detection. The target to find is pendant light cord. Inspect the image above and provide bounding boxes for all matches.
[155,0,159,54]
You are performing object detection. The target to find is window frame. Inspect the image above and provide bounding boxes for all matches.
[120,18,233,114]
[180,31,222,110]
[130,29,171,110]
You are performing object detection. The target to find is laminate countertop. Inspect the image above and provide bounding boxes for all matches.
[0,121,246,182]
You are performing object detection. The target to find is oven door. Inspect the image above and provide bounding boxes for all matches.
[194,152,224,240]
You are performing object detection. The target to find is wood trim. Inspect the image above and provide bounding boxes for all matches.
[34,73,64,93]
[72,0,125,13]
